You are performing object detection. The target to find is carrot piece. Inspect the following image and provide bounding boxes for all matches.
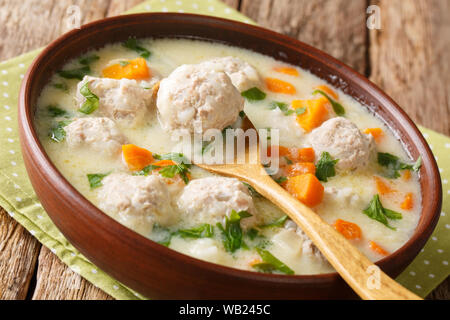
[315,84,338,100]
[285,162,316,177]
[265,78,296,95]
[273,66,300,77]
[122,144,154,171]
[400,193,414,210]
[298,147,315,162]
[102,57,150,80]
[293,99,329,132]
[152,160,177,168]
[285,173,324,207]
[364,128,384,142]
[369,241,389,256]
[333,219,362,240]
[374,176,395,195]
[402,170,411,181]
[267,145,290,157]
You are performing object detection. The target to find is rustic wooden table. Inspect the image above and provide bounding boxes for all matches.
[0,0,448,300]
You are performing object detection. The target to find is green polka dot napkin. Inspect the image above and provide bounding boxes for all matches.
[0,0,448,300]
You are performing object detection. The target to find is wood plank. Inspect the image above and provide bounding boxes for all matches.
[370,0,450,299]
[240,0,368,73]
[369,0,450,136]
[0,0,140,300]
[0,208,40,299]
[31,247,113,300]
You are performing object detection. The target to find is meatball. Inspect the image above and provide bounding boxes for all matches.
[199,56,261,91]
[65,117,127,156]
[76,76,156,126]
[177,176,257,229]
[156,64,244,134]
[308,117,375,171]
[98,173,176,235]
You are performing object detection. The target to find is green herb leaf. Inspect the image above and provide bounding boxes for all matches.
[313,89,345,116]
[217,210,253,253]
[47,105,67,117]
[274,176,287,184]
[79,54,99,66]
[175,224,214,239]
[254,248,294,275]
[241,87,266,101]
[151,224,173,247]
[133,164,161,176]
[52,82,68,92]
[57,66,91,80]
[119,60,130,67]
[315,152,338,182]
[295,107,306,115]
[377,152,420,179]
[242,182,261,198]
[87,173,110,189]
[49,120,71,142]
[246,228,260,240]
[412,156,422,172]
[269,101,295,116]
[260,215,288,229]
[362,194,402,230]
[78,81,99,114]
[159,163,191,184]
[239,110,246,118]
[122,37,151,59]
[153,152,190,165]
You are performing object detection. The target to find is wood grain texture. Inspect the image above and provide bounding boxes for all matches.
[369,0,450,136]
[0,208,40,299]
[240,0,368,74]
[0,0,141,301]
[31,247,113,300]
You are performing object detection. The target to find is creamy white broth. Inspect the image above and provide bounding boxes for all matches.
[34,38,421,275]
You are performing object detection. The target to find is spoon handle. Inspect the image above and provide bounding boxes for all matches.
[248,172,421,300]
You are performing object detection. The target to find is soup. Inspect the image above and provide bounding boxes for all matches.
[34,38,422,275]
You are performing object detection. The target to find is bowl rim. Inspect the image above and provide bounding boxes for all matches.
[18,12,442,287]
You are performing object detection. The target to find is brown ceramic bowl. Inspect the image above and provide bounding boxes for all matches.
[18,13,442,299]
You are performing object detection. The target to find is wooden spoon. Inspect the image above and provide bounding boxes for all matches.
[195,119,421,300]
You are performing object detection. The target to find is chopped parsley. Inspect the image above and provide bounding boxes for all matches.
[133,164,161,176]
[57,65,91,80]
[362,194,402,230]
[78,81,99,114]
[216,210,252,253]
[87,173,110,189]
[313,89,345,116]
[242,182,261,198]
[49,120,71,142]
[274,176,287,184]
[159,163,191,184]
[78,54,99,66]
[241,87,266,102]
[52,82,68,92]
[253,248,294,275]
[260,215,288,229]
[239,110,246,118]
[315,152,339,182]
[153,153,191,184]
[175,224,214,239]
[47,105,67,117]
[269,101,294,116]
[122,37,151,59]
[378,152,422,179]
[119,60,130,67]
